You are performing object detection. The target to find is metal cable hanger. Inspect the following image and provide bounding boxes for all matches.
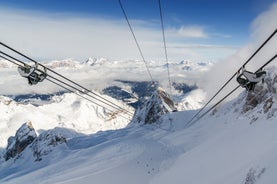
[0,43,134,116]
[186,29,277,125]
[186,54,277,127]
[0,52,133,120]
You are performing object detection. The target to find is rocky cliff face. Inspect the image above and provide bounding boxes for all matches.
[4,121,37,161]
[3,122,67,162]
[31,129,67,161]
[242,68,277,116]
[132,87,176,124]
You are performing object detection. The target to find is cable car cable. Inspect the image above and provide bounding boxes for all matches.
[186,29,277,125]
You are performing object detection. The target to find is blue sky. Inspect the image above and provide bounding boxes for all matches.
[0,0,276,62]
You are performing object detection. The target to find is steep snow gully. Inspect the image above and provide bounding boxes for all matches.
[0,66,277,184]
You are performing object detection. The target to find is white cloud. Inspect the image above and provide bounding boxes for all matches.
[177,26,208,38]
[210,33,232,38]
[251,2,277,41]
[0,3,276,102]
[167,43,238,62]
[201,2,277,101]
[0,9,138,61]
[168,43,238,50]
[0,58,210,96]
[0,7,235,63]
[0,6,240,96]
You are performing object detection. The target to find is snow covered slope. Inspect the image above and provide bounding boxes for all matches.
[132,87,176,124]
[0,92,133,149]
[0,66,276,184]
[175,88,206,111]
[153,67,277,184]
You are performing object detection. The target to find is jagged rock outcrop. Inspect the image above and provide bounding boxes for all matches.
[133,87,176,124]
[243,168,266,184]
[4,121,37,161]
[31,129,67,161]
[0,96,13,106]
[242,69,277,114]
[3,122,67,162]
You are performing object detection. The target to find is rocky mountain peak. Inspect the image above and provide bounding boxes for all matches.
[3,122,67,162]
[32,129,67,161]
[132,87,176,124]
[4,121,37,161]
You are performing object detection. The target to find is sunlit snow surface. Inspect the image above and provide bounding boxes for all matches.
[0,67,277,184]
[1,93,277,184]
[0,58,277,184]
[0,93,133,148]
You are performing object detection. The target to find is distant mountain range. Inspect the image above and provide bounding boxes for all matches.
[0,57,213,70]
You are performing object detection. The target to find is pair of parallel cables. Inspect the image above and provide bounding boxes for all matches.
[186,29,277,126]
[118,0,173,97]
[0,0,173,122]
[0,42,134,120]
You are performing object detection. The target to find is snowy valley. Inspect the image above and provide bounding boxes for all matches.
[0,52,276,184]
[1,0,277,183]
[0,58,210,183]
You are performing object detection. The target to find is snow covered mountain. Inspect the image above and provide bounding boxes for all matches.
[132,87,176,124]
[0,65,276,184]
[0,57,212,70]
[0,92,133,150]
[0,57,208,110]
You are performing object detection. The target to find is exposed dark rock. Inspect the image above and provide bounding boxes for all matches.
[103,86,136,104]
[4,122,67,162]
[103,80,159,108]
[244,168,266,184]
[7,91,66,106]
[4,121,37,161]
[172,82,197,94]
[102,80,197,109]
[32,129,67,161]
[242,72,276,113]
[133,87,176,124]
